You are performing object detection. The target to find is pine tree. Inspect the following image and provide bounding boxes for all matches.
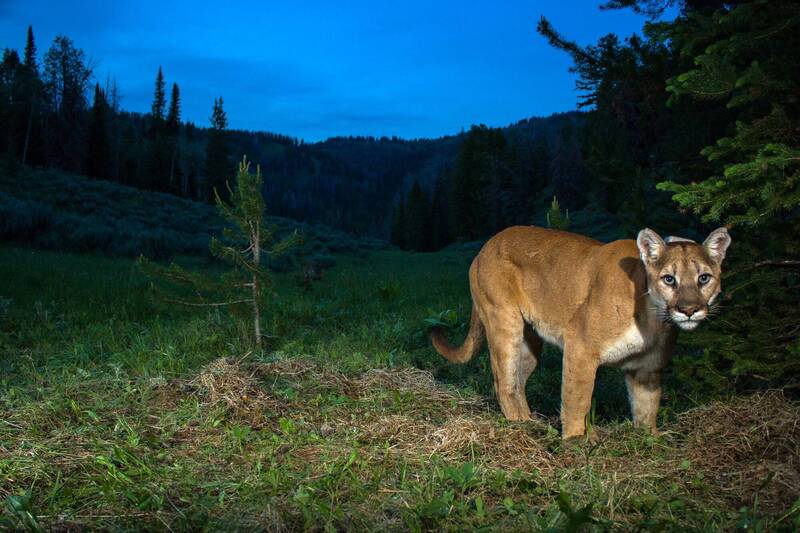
[390,196,407,249]
[205,96,231,201]
[20,26,42,166]
[23,26,37,74]
[651,1,800,388]
[537,16,682,215]
[139,156,299,347]
[404,181,431,251]
[42,35,92,171]
[166,82,182,193]
[210,96,227,130]
[545,196,570,230]
[430,170,451,250]
[210,157,299,345]
[450,125,508,240]
[575,0,800,390]
[146,67,171,191]
[166,83,180,134]
[0,49,22,158]
[151,66,166,122]
[656,1,800,229]
[86,83,110,180]
[529,135,550,193]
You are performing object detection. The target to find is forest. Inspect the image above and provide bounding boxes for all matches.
[0,0,799,530]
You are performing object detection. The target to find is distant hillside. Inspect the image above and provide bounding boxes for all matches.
[0,163,387,261]
[222,111,586,238]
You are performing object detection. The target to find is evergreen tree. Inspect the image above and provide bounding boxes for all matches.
[166,82,180,133]
[545,0,800,389]
[430,170,451,250]
[536,14,709,223]
[145,67,171,191]
[657,1,800,229]
[545,196,570,230]
[104,75,122,181]
[23,25,37,74]
[0,49,22,158]
[210,96,227,129]
[166,82,182,193]
[404,181,431,251]
[42,35,92,171]
[151,66,166,122]
[450,125,503,240]
[651,0,800,388]
[205,96,231,201]
[86,83,110,180]
[547,121,586,212]
[529,135,550,193]
[210,157,298,345]
[390,196,407,249]
[20,26,43,166]
[139,157,299,347]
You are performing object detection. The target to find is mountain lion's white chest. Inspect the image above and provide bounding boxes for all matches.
[600,323,651,366]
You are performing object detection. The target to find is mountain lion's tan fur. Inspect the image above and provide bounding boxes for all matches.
[431,226,731,439]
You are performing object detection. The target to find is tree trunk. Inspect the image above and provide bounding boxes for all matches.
[251,226,262,346]
[170,147,176,194]
[22,100,35,165]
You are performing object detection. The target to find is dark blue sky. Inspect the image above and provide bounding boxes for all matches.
[0,1,659,141]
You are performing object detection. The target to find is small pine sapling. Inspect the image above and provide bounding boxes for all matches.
[546,196,570,231]
[138,156,298,347]
[211,156,298,345]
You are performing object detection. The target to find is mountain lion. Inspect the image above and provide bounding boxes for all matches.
[430,226,731,439]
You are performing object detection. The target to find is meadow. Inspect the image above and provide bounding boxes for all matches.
[1,243,798,531]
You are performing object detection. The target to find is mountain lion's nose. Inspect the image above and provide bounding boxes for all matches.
[677,305,700,317]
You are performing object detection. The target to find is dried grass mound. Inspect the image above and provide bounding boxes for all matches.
[675,391,800,512]
[359,414,437,452]
[358,412,557,474]
[256,357,317,378]
[350,368,486,413]
[424,416,558,474]
[189,357,262,409]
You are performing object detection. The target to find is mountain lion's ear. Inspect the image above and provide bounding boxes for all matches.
[637,228,666,265]
[703,227,731,264]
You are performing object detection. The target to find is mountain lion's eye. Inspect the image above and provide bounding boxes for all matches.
[662,275,676,286]
[698,273,711,285]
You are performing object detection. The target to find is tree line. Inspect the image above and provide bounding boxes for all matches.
[0,28,241,202]
[390,119,581,251]
[1,26,589,240]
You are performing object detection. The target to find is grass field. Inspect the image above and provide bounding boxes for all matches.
[1,245,799,531]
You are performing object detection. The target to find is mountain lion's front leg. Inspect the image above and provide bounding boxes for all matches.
[624,369,662,434]
[561,341,599,439]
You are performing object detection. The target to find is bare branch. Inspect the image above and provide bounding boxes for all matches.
[161,297,254,308]
[730,260,800,277]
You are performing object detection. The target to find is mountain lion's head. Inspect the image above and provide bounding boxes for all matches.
[637,227,731,331]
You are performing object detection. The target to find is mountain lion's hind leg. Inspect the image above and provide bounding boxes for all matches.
[518,324,542,400]
[486,312,532,421]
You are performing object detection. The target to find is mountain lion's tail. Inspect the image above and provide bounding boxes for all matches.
[430,304,485,363]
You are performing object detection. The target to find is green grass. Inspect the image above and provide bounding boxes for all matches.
[1,245,799,531]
